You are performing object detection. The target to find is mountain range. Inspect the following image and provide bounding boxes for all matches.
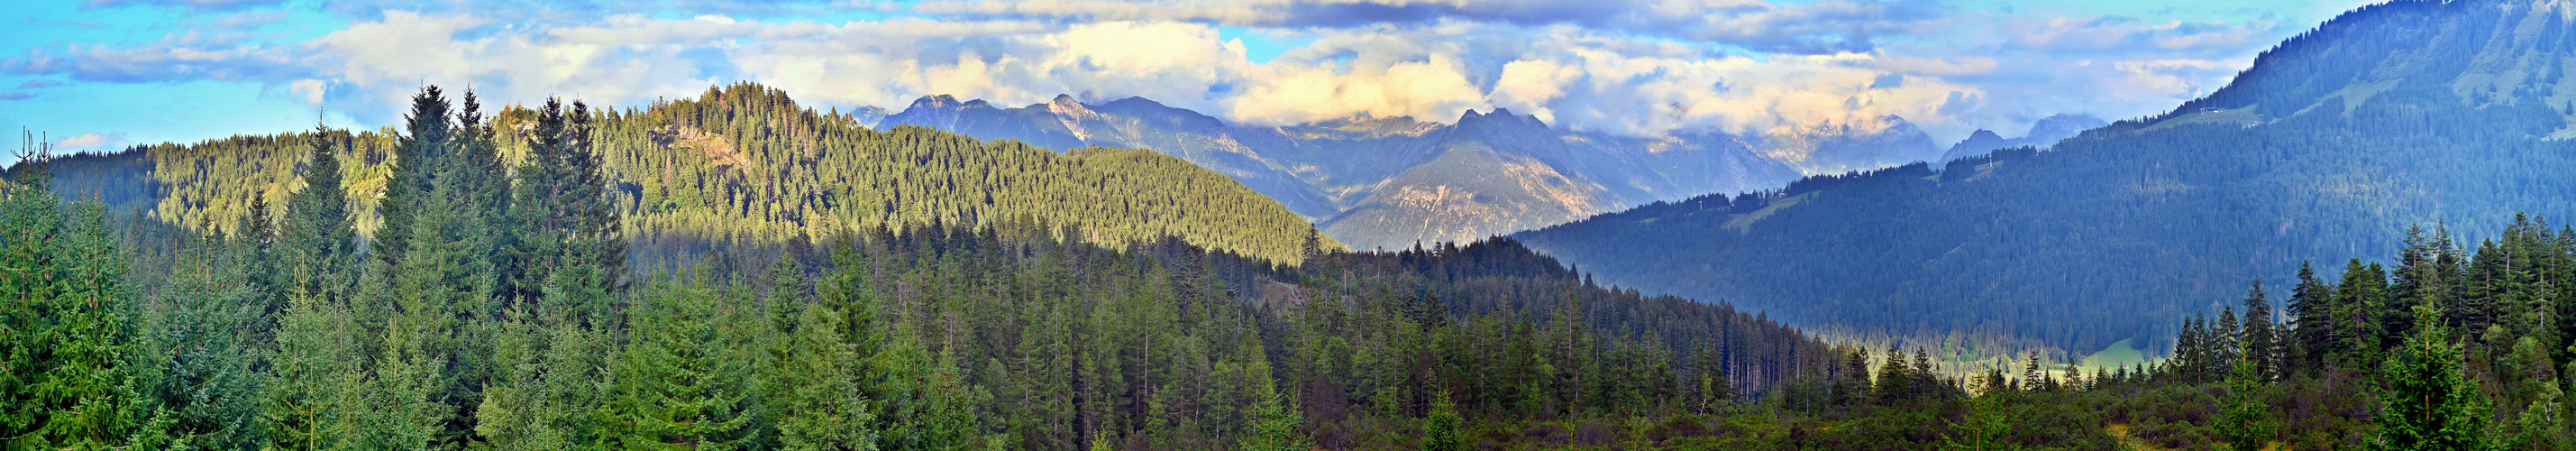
[869,95,1909,250]
[1933,114,2107,162]
[24,84,1332,263]
[1514,0,2576,354]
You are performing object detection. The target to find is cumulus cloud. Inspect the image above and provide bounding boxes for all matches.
[87,0,285,13]
[52,132,131,150]
[913,0,1945,54]
[1,0,2316,144]
[2010,14,2272,52]
[1233,52,1488,124]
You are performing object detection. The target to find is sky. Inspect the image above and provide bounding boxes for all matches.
[0,0,2375,157]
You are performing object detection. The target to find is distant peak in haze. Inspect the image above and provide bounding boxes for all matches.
[1936,113,2106,162]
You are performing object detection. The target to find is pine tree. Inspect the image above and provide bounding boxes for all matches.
[765,300,876,450]
[377,86,454,269]
[2,152,134,448]
[1913,349,1940,399]
[1941,391,2022,451]
[281,122,353,299]
[2371,306,2493,451]
[1420,391,1464,451]
[2288,262,2337,374]
[127,239,264,450]
[2215,348,2278,451]
[758,252,878,450]
[1877,345,1912,403]
[2176,316,2207,384]
[1239,391,1310,451]
[2215,306,2242,377]
[261,281,366,450]
[598,276,761,449]
[2240,280,2280,382]
[2336,261,2390,368]
[2021,351,2047,391]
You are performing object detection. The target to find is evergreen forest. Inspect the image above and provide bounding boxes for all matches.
[1517,0,2576,357]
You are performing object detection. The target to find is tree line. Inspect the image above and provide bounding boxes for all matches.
[4,85,1902,450]
[23,82,1332,266]
[1513,0,2576,358]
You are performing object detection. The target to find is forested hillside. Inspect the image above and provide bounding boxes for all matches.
[1518,0,2576,354]
[28,128,2571,447]
[0,87,1921,449]
[1932,113,2106,162]
[19,83,1330,263]
[878,95,1804,250]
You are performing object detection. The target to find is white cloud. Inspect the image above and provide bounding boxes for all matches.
[1233,53,1490,124]
[2,0,2321,145]
[2113,59,2241,102]
[53,132,131,151]
[1489,59,1582,123]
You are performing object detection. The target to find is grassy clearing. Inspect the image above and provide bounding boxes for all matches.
[2141,106,2266,133]
[1722,191,1814,234]
[2079,338,2151,373]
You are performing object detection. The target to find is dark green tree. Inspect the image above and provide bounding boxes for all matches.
[2215,349,2279,451]
[377,86,453,268]
[280,122,353,299]
[2288,262,2336,374]
[2240,280,2280,381]
[1,153,134,449]
[2371,306,2493,451]
[1420,391,1463,451]
[597,276,761,449]
[126,239,264,450]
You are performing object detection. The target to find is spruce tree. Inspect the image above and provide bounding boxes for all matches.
[2288,262,2336,374]
[1239,391,1311,451]
[377,86,453,269]
[598,276,760,449]
[2241,280,2279,382]
[1420,391,1464,451]
[127,239,264,450]
[2215,348,2278,451]
[2215,306,2242,378]
[282,122,353,299]
[1877,345,1912,403]
[261,281,366,450]
[2336,261,2390,367]
[2371,306,2493,451]
[2,153,134,448]
[1941,391,2021,451]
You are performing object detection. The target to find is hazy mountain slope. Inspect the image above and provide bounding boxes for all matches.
[882,97,1805,249]
[1246,115,1453,207]
[1756,115,1941,175]
[1935,114,2107,162]
[1319,109,1809,248]
[19,83,1335,262]
[1319,109,1623,249]
[878,95,1341,217]
[1516,0,2576,352]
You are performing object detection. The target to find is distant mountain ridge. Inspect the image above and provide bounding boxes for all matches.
[1514,0,2576,353]
[1755,115,1943,175]
[877,95,1815,249]
[19,84,1335,263]
[1934,114,2106,162]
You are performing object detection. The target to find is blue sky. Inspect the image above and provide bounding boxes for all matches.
[2,0,2370,156]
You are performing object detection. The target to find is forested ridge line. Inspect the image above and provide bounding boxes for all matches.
[16,81,1333,265]
[3,85,1898,450]
[1515,0,2576,355]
